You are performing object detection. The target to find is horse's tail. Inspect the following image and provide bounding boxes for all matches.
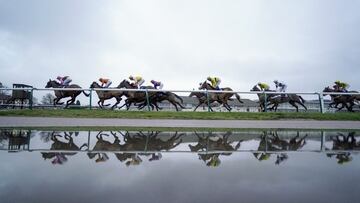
[235,93,243,103]
[82,91,90,97]
[174,93,184,103]
[299,96,306,103]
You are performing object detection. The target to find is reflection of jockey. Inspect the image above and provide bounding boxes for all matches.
[125,154,142,166]
[129,75,145,88]
[51,153,68,165]
[207,77,221,90]
[206,154,221,167]
[57,76,72,86]
[274,80,287,92]
[257,82,270,91]
[99,78,112,88]
[150,80,164,89]
[95,153,109,163]
[149,153,162,161]
[334,80,349,92]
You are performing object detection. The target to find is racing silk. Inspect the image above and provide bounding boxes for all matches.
[275,81,287,92]
[99,78,112,88]
[258,83,270,91]
[130,76,145,88]
[335,81,349,90]
[151,80,163,89]
[208,77,221,89]
[57,76,71,86]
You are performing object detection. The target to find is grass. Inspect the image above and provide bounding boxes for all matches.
[1,109,360,121]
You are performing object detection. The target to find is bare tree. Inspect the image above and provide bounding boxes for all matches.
[41,93,55,105]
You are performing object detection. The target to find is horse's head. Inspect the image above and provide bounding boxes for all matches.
[198,81,208,90]
[90,81,98,88]
[251,85,260,91]
[118,79,130,88]
[45,79,53,88]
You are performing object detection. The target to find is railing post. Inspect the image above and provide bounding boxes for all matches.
[206,90,210,112]
[320,131,325,151]
[318,92,325,113]
[145,89,151,111]
[29,88,34,110]
[89,89,93,110]
[264,91,267,112]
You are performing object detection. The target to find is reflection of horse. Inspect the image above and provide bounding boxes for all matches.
[189,132,242,167]
[87,131,121,162]
[45,80,89,108]
[90,82,123,109]
[253,131,307,165]
[41,132,87,162]
[115,131,183,166]
[326,132,357,164]
[199,81,243,112]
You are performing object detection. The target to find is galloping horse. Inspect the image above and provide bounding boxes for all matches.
[117,79,160,110]
[323,86,358,112]
[199,81,243,111]
[251,85,307,112]
[117,80,185,111]
[45,80,89,108]
[250,85,277,112]
[90,82,123,109]
[137,91,186,111]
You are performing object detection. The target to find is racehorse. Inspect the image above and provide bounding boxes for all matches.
[137,91,186,111]
[250,85,277,112]
[251,85,307,112]
[45,79,89,108]
[90,82,123,109]
[117,79,161,110]
[323,86,359,112]
[198,81,243,111]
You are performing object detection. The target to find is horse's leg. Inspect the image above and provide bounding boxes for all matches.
[223,103,231,112]
[98,100,103,108]
[111,97,122,110]
[193,102,203,111]
[296,101,307,111]
[289,101,299,112]
[169,101,179,111]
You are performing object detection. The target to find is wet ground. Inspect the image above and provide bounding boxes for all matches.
[0,129,360,203]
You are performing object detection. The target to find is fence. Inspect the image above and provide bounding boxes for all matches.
[0,87,359,113]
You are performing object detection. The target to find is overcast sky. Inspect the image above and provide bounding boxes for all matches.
[1,0,360,92]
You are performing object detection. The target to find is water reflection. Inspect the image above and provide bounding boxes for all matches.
[1,129,360,166]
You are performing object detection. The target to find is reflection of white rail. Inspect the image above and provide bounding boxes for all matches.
[2,149,359,154]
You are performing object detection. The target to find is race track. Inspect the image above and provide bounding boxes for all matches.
[1,116,360,129]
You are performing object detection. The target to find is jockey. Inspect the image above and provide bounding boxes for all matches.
[56,76,72,87]
[129,75,145,88]
[274,80,287,92]
[207,76,221,90]
[99,78,112,88]
[257,82,270,91]
[334,80,349,92]
[150,80,164,89]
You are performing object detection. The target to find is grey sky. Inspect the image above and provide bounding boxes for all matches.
[1,0,360,92]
